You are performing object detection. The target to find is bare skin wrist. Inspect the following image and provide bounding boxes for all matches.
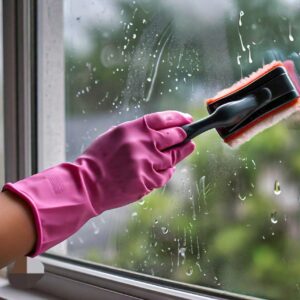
[0,190,36,268]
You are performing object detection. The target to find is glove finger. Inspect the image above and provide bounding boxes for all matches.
[164,141,195,166]
[160,167,175,186]
[155,127,187,151]
[150,167,175,189]
[145,111,193,130]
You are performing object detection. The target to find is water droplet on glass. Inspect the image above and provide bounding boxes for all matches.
[142,19,146,24]
[271,211,278,224]
[147,77,152,82]
[138,199,145,206]
[85,62,91,70]
[238,29,246,52]
[239,10,244,26]
[196,262,202,272]
[132,33,137,39]
[179,247,186,258]
[238,193,246,201]
[161,226,168,234]
[247,45,253,63]
[237,54,242,65]
[274,180,281,195]
[131,212,138,218]
[186,266,193,276]
[154,219,158,224]
[92,222,100,235]
[289,22,294,42]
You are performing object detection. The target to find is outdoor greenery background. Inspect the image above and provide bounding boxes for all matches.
[63,0,300,299]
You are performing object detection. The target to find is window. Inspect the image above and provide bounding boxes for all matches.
[41,0,300,299]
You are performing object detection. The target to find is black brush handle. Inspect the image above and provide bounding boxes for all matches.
[182,93,264,141]
[182,114,219,140]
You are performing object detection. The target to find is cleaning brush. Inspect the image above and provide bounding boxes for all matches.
[182,60,300,147]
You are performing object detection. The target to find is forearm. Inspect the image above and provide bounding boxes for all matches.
[0,191,36,269]
[0,111,194,262]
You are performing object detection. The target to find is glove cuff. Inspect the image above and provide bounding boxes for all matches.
[3,162,99,256]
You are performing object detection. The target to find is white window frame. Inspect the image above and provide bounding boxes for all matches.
[37,0,67,256]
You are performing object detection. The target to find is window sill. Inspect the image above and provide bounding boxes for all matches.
[0,277,57,300]
[33,254,262,300]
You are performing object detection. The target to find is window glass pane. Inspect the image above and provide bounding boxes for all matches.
[51,0,300,299]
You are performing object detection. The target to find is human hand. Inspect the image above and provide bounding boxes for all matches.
[3,111,195,256]
[77,110,195,212]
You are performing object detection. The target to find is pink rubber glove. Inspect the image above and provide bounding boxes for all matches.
[3,111,195,256]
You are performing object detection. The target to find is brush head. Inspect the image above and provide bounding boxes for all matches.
[206,60,300,147]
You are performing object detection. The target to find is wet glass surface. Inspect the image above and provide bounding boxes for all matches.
[60,1,300,298]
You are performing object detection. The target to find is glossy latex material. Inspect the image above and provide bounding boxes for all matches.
[3,111,195,256]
